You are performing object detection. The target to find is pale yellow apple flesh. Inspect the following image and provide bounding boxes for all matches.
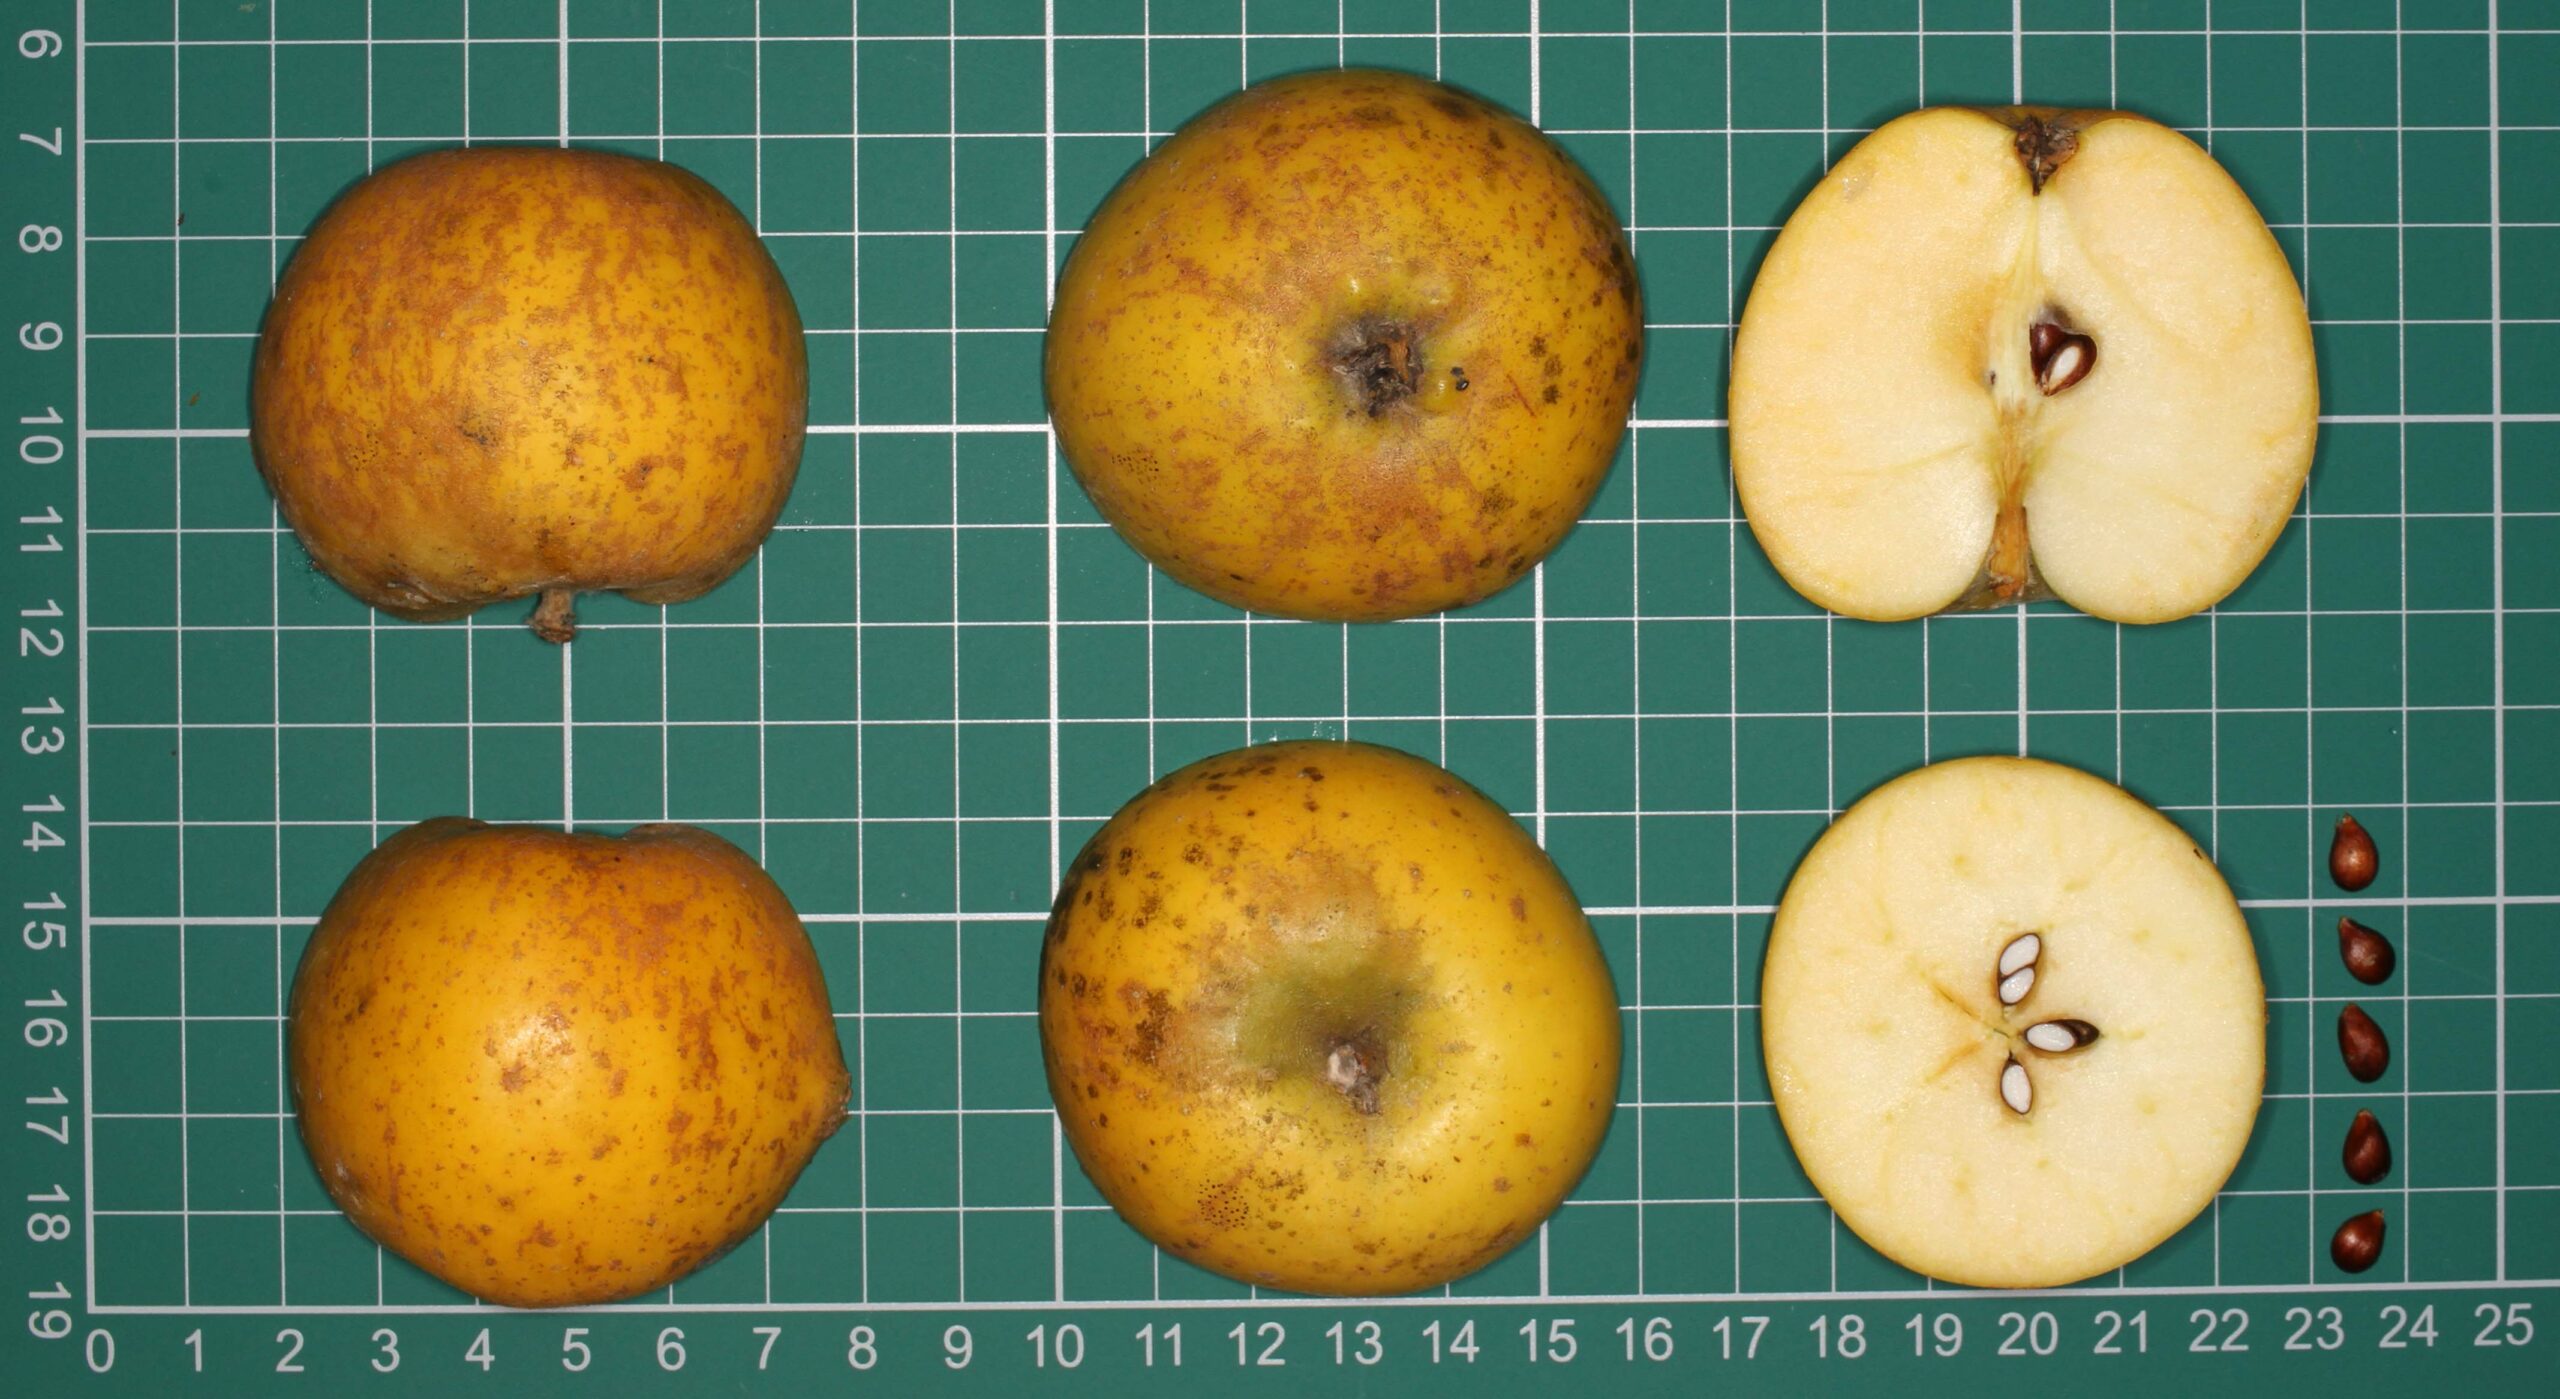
[1762,757,2265,1288]
[1732,107,2317,623]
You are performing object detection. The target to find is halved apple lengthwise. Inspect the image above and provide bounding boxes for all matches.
[1732,106,2317,624]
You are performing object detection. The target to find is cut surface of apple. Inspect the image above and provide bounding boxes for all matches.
[1762,756,2265,1288]
[1732,107,2316,623]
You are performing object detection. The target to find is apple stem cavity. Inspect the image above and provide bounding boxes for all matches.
[1323,1035,1385,1116]
[2005,110,2082,195]
[529,587,579,644]
[1329,316,1427,418]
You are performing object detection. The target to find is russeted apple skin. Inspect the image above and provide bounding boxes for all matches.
[251,147,808,641]
[1762,757,2267,1289]
[1044,70,1644,622]
[1731,106,2317,624]
[1037,741,1622,1295]
[289,819,850,1307]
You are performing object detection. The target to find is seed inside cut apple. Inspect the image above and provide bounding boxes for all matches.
[1732,106,2317,624]
[1762,756,2265,1289]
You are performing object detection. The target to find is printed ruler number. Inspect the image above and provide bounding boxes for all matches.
[1618,1316,1674,1361]
[2379,1304,2437,1349]
[2285,1307,2345,1352]
[2189,1307,2249,1353]
[1230,1320,1285,1366]
[1026,1323,1083,1369]
[2474,1304,2533,1348]
[8,10,77,1338]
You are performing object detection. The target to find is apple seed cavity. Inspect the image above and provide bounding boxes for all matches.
[1995,931,2041,1004]
[1999,1057,2033,1115]
[1990,933,2103,1114]
[2029,320,2097,395]
[2023,1018,2101,1053]
[1997,965,2037,1005]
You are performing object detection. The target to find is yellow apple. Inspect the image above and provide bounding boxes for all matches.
[1045,69,1644,622]
[252,146,807,641]
[1038,740,1621,1294]
[1732,106,2316,623]
[1762,757,2266,1287]
[287,819,849,1308]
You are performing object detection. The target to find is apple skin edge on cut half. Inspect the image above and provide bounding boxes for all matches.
[1732,107,2317,623]
[1761,757,2266,1289]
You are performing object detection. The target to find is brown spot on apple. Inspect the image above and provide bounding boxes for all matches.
[1127,986,1176,1066]
[1199,1182,1249,1228]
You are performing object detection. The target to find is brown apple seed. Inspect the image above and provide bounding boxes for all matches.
[2329,813,2379,891]
[2330,1210,2386,1274]
[2337,1003,2391,1083]
[2343,1109,2392,1185]
[2030,324,2096,395]
[2337,916,2396,985]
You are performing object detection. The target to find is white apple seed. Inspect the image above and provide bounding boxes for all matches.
[1999,1058,2033,1115]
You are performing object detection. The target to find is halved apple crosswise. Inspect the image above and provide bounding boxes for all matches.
[1732,107,2317,624]
[1761,757,2267,1289]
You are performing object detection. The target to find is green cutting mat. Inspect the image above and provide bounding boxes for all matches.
[4,0,2555,1394]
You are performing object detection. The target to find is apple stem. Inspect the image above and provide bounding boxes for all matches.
[529,588,579,644]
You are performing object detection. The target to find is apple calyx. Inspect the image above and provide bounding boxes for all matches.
[1329,315,1429,417]
[528,587,579,644]
[1323,1034,1386,1115]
